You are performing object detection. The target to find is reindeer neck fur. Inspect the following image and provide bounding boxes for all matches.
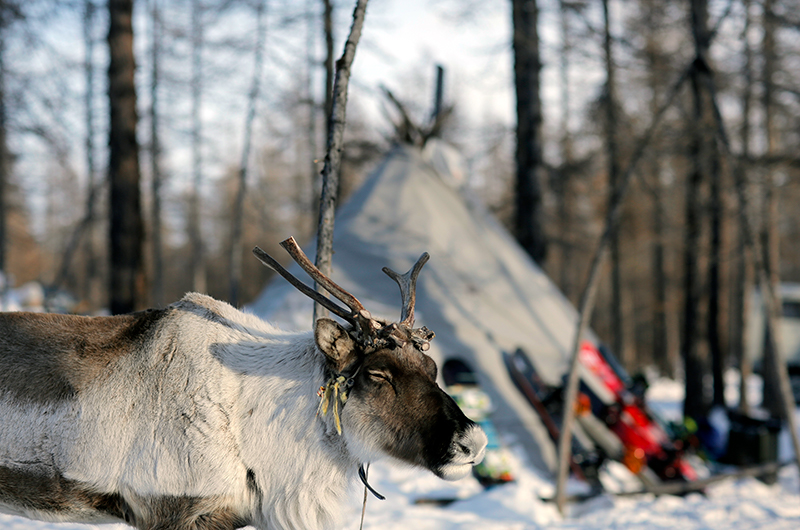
[180,294,363,530]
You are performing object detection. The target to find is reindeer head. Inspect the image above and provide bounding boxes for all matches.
[253,238,487,480]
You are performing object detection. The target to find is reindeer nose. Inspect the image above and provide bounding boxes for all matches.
[436,424,489,481]
[461,424,488,464]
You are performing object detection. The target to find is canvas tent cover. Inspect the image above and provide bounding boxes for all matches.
[248,142,606,471]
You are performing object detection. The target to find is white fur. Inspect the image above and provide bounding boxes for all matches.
[437,424,488,481]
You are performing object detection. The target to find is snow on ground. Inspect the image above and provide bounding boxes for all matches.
[1,377,798,530]
[348,460,800,530]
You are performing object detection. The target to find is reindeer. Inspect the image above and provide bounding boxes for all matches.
[0,237,487,530]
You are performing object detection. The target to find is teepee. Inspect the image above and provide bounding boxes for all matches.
[248,141,611,471]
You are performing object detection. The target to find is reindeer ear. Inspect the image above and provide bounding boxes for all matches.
[315,318,359,373]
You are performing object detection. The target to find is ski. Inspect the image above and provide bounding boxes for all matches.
[503,348,605,484]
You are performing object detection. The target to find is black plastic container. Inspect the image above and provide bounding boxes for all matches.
[722,410,782,483]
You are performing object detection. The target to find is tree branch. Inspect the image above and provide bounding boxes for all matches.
[314,0,369,322]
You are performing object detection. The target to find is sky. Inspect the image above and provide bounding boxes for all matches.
[347,0,516,128]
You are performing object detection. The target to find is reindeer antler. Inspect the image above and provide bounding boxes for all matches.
[382,253,429,328]
[382,254,435,351]
[253,237,434,351]
[253,237,376,340]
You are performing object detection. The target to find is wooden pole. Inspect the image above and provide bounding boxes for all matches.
[432,64,444,121]
[313,0,369,322]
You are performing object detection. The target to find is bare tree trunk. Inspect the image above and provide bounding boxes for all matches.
[652,171,673,375]
[682,105,704,418]
[709,149,725,407]
[703,0,732,412]
[760,0,784,418]
[556,0,574,301]
[83,0,101,309]
[305,0,319,227]
[230,0,266,307]
[108,0,145,314]
[0,2,24,302]
[601,0,631,369]
[149,0,164,307]
[53,0,102,302]
[431,64,444,121]
[313,0,369,323]
[734,212,753,414]
[683,0,712,421]
[0,4,8,292]
[644,4,674,377]
[512,0,546,264]
[734,0,754,413]
[189,0,206,294]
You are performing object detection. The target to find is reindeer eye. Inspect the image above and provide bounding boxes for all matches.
[368,370,397,394]
[368,370,392,383]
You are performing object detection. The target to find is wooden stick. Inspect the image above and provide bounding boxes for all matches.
[313,0,369,323]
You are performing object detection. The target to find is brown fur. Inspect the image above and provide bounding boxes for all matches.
[126,494,249,530]
[349,342,466,471]
[0,464,249,529]
[0,309,166,404]
[0,464,128,521]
